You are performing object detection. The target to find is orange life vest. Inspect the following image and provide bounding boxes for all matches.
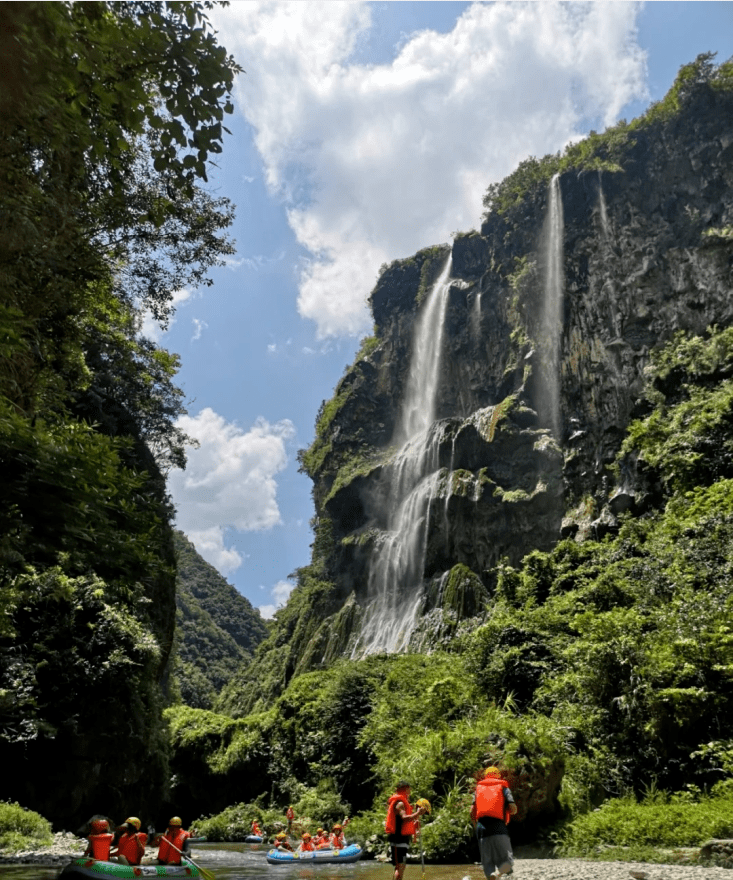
[329,832,345,849]
[158,828,191,864]
[88,832,114,861]
[474,777,511,824]
[299,840,315,852]
[115,831,147,865]
[385,794,416,837]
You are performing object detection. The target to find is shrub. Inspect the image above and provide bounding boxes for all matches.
[556,788,733,855]
[0,802,53,852]
[192,802,283,842]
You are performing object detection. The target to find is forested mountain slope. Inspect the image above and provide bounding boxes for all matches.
[173,531,268,709]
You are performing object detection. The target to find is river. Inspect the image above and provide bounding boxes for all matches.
[3,842,732,880]
[0,843,464,880]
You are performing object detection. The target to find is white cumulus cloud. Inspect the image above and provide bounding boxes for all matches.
[214,0,646,339]
[259,579,296,619]
[168,407,296,573]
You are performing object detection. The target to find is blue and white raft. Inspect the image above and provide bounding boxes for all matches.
[244,835,263,843]
[266,845,362,865]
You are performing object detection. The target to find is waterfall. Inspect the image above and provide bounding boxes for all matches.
[395,257,453,442]
[539,174,564,439]
[598,173,611,239]
[353,256,453,656]
[472,291,482,335]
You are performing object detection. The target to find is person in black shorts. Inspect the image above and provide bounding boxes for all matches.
[385,781,426,880]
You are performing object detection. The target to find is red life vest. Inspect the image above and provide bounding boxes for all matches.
[329,832,345,849]
[385,794,416,836]
[299,840,315,852]
[88,832,114,860]
[474,777,511,824]
[158,828,191,864]
[116,831,147,865]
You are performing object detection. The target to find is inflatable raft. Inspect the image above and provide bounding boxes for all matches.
[266,844,362,865]
[60,859,201,878]
[244,834,263,843]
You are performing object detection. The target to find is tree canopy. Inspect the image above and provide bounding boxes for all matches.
[0,1,241,827]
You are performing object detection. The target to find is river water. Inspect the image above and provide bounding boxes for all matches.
[0,843,470,880]
[4,843,732,880]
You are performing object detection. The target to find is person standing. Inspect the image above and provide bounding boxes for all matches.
[384,781,426,880]
[156,816,192,866]
[286,805,294,834]
[470,767,518,880]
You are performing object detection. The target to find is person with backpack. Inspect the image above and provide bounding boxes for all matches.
[470,767,518,880]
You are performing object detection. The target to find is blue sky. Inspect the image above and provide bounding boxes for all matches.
[151,1,733,618]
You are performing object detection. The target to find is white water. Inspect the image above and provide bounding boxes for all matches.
[540,174,564,439]
[353,257,453,656]
[598,174,611,239]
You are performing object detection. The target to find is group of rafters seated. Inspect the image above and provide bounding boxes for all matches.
[84,816,194,866]
[273,818,349,852]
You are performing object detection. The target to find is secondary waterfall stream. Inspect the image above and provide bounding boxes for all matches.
[352,257,453,656]
[539,173,565,438]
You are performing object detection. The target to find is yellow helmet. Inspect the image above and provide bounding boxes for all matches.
[125,817,141,830]
[168,816,183,826]
[484,766,501,778]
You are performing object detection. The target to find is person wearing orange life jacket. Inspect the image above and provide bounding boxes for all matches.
[297,832,315,853]
[274,832,293,851]
[384,781,426,880]
[111,817,147,866]
[286,805,294,834]
[313,827,329,848]
[251,819,263,838]
[470,767,517,880]
[328,822,347,849]
[157,817,193,865]
[84,819,114,861]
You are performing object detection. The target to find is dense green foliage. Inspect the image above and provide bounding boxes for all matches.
[166,324,733,857]
[0,1,239,827]
[0,802,53,853]
[173,531,268,709]
[557,785,733,858]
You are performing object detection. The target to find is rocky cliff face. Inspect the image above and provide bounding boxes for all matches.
[296,67,733,668]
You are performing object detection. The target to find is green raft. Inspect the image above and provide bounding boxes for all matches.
[60,859,201,879]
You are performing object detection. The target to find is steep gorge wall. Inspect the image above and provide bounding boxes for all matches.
[295,74,733,670]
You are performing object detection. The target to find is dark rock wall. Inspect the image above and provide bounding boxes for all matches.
[299,86,733,665]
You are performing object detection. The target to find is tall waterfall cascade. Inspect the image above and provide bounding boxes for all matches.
[539,174,565,438]
[352,257,453,656]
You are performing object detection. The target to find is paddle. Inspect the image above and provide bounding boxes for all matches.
[161,837,215,880]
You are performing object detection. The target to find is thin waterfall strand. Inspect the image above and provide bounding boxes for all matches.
[540,174,564,438]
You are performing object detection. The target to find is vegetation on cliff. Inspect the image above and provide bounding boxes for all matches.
[0,1,239,828]
[166,322,733,859]
[173,531,268,710]
[482,52,733,219]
